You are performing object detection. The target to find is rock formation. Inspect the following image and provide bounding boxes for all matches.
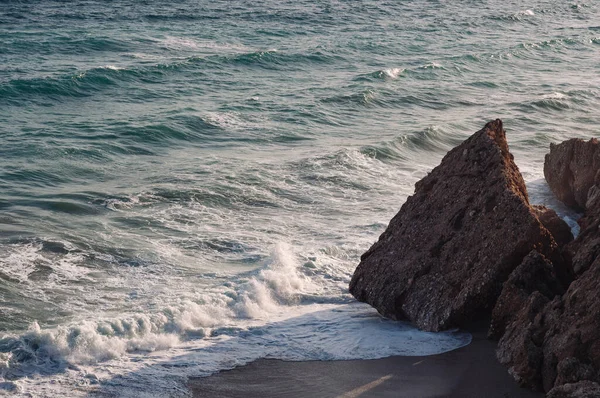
[547,381,600,398]
[349,120,566,332]
[544,138,600,211]
[494,137,600,396]
[488,250,564,341]
[350,121,600,397]
[543,138,600,276]
[498,258,600,392]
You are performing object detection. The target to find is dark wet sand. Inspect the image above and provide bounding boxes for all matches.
[188,326,543,398]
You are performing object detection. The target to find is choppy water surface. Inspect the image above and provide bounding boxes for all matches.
[0,0,598,396]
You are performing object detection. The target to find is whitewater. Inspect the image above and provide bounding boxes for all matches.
[0,0,598,396]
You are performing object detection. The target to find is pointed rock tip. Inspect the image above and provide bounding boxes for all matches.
[483,119,508,152]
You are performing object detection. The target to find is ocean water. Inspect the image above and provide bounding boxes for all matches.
[0,0,597,396]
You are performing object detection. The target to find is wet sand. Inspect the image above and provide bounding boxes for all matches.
[188,326,543,398]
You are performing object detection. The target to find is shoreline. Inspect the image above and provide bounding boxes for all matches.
[188,325,543,398]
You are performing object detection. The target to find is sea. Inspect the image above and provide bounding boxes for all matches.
[0,0,597,396]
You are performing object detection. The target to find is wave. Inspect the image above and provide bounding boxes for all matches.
[203,111,266,131]
[0,168,68,188]
[0,48,342,106]
[321,89,378,106]
[1,36,131,56]
[355,67,405,81]
[214,49,342,69]
[354,62,445,83]
[0,66,147,105]
[518,37,580,52]
[488,9,537,23]
[516,90,599,113]
[321,89,454,111]
[0,243,320,372]
[1,306,470,397]
[0,241,470,397]
[359,125,466,163]
[144,13,220,22]
[442,35,596,69]
[159,37,249,53]
[519,9,535,17]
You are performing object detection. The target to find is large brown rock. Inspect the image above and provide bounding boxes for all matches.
[489,250,564,341]
[563,178,600,275]
[493,251,567,391]
[496,291,551,390]
[499,258,600,392]
[349,120,561,331]
[544,138,600,211]
[497,141,600,394]
[539,258,600,391]
[502,138,600,394]
[544,138,600,275]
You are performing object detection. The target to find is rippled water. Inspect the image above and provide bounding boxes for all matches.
[0,0,598,396]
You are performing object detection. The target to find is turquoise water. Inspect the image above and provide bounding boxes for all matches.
[0,1,597,396]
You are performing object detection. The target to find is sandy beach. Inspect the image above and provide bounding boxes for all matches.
[188,326,542,398]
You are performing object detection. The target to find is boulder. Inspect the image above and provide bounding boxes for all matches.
[489,250,564,341]
[544,138,600,211]
[499,258,600,392]
[349,119,562,331]
[539,258,600,391]
[543,138,600,275]
[495,291,551,390]
[547,381,600,398]
[497,138,600,393]
[565,212,600,275]
[564,179,600,275]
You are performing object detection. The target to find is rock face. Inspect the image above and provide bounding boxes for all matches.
[532,205,573,247]
[349,119,562,332]
[547,381,600,398]
[566,210,600,275]
[496,290,552,390]
[545,137,600,276]
[500,255,600,391]
[544,138,600,211]
[495,139,600,395]
[489,250,564,341]
[542,259,600,391]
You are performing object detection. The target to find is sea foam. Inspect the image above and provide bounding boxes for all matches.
[0,242,471,397]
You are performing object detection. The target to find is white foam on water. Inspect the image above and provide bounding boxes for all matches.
[235,243,308,318]
[4,303,471,398]
[0,242,471,398]
[102,65,123,71]
[204,111,268,131]
[0,143,473,397]
[544,92,567,99]
[361,90,376,103]
[0,242,91,287]
[102,194,143,211]
[419,62,443,70]
[161,36,201,50]
[160,36,250,53]
[204,111,247,130]
[382,67,404,79]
